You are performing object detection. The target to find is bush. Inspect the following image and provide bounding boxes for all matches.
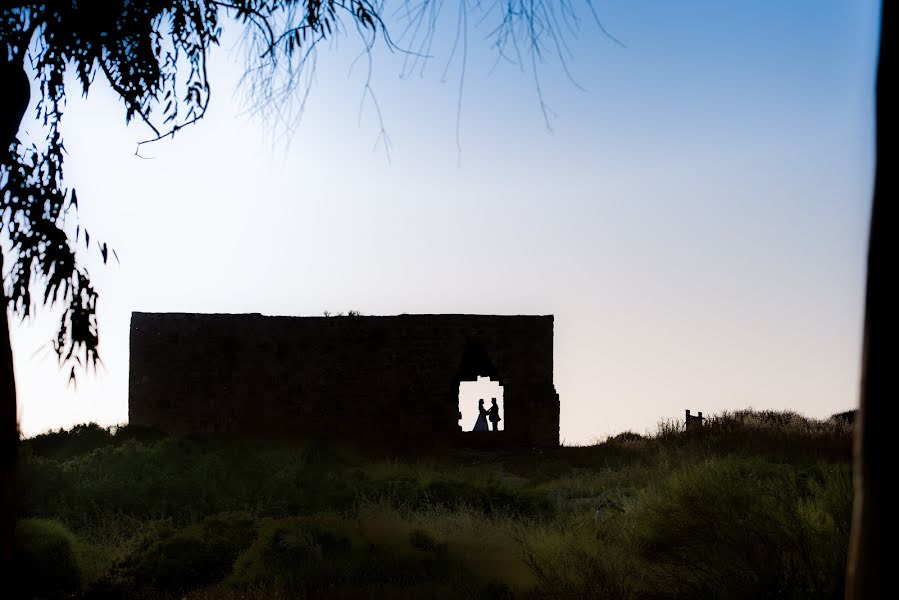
[11,519,83,599]
[626,459,851,599]
[606,431,645,444]
[229,516,461,594]
[116,512,258,594]
[653,410,852,461]
[409,528,447,553]
[23,423,113,459]
[524,459,852,600]
[18,433,364,530]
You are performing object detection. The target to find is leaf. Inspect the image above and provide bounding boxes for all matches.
[100,243,108,264]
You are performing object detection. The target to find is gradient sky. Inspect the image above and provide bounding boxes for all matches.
[10,1,880,444]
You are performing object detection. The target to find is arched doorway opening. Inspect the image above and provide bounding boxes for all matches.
[458,376,504,432]
[455,339,504,434]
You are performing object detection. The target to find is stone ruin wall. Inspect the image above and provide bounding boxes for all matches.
[129,313,560,447]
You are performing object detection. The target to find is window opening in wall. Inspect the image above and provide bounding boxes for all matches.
[458,376,504,432]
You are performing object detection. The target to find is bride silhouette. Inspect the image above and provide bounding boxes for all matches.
[472,399,489,432]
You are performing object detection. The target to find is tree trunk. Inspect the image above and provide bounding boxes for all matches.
[0,254,16,575]
[1,52,31,577]
[846,3,894,598]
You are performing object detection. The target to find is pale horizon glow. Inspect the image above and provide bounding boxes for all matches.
[9,1,880,444]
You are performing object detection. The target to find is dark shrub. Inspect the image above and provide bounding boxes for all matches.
[230,517,459,593]
[120,512,257,593]
[23,422,112,459]
[11,519,82,599]
[409,528,447,553]
[654,410,852,461]
[628,459,851,599]
[607,431,644,443]
[829,410,857,425]
[480,579,515,600]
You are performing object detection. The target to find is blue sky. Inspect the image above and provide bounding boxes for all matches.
[11,1,880,443]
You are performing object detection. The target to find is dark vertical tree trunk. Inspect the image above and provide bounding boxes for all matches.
[0,253,16,574]
[1,52,31,576]
[846,3,894,598]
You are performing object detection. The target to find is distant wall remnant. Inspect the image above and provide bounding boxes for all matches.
[685,409,704,431]
[129,313,560,447]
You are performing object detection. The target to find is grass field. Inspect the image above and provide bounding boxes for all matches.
[12,409,853,599]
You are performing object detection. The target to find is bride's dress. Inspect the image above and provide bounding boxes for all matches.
[473,408,489,432]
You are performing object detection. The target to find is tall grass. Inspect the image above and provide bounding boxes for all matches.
[652,409,853,461]
[15,409,852,599]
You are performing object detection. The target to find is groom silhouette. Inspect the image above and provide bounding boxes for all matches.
[488,398,501,431]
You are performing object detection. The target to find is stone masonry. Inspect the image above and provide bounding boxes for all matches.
[129,313,560,447]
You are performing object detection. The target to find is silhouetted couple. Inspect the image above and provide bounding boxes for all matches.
[473,398,501,432]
